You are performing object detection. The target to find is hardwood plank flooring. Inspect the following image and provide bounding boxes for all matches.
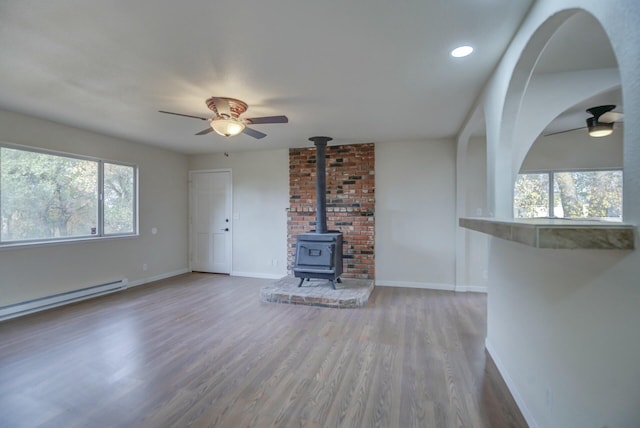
[0,273,527,427]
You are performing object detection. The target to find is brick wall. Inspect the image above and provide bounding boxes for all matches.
[288,143,375,279]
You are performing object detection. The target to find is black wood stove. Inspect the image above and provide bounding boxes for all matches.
[293,136,344,289]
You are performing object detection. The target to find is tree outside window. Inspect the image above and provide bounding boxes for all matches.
[104,163,135,235]
[514,170,622,221]
[1,145,137,245]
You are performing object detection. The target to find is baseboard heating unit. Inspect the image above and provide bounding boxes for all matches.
[0,279,128,322]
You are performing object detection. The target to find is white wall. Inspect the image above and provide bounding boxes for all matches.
[0,109,189,306]
[479,1,640,427]
[189,141,460,287]
[488,240,638,428]
[188,149,289,278]
[375,140,457,289]
[514,68,620,173]
[521,129,623,172]
[464,137,489,289]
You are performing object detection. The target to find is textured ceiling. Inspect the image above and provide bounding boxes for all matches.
[0,1,536,154]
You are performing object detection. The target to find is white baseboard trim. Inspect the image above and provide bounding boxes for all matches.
[1,269,190,322]
[0,279,128,321]
[454,284,488,293]
[375,280,455,291]
[231,271,285,280]
[375,280,488,293]
[485,338,538,428]
[127,268,190,288]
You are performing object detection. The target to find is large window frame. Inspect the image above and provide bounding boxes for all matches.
[1,142,138,248]
[514,168,623,221]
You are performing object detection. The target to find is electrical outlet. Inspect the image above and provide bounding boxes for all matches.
[271,259,278,267]
[143,263,148,272]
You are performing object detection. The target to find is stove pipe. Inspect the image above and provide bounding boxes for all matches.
[309,136,332,234]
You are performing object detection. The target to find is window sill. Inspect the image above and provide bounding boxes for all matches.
[0,234,139,251]
[459,217,635,250]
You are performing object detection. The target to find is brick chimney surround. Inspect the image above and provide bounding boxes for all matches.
[287,143,375,280]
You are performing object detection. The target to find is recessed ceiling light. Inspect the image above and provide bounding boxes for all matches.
[451,45,474,58]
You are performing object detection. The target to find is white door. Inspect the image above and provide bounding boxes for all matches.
[190,170,232,274]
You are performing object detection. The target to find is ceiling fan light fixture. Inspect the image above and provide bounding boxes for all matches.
[586,117,614,138]
[211,118,245,137]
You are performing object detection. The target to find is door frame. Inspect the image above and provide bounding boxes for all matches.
[188,168,233,274]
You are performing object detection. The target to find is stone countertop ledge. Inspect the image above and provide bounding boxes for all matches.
[459,217,636,250]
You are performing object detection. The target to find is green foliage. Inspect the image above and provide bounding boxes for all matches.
[1,148,97,240]
[104,163,135,234]
[579,171,622,218]
[515,170,622,220]
[1,147,135,242]
[514,173,549,218]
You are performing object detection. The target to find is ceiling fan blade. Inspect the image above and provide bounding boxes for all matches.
[600,111,624,123]
[158,110,209,121]
[242,126,267,139]
[543,126,586,137]
[195,127,214,135]
[245,115,289,125]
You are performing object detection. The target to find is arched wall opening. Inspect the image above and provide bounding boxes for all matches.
[487,9,578,218]
[509,10,623,221]
[482,2,640,427]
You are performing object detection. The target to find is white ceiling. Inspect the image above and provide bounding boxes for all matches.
[0,1,535,154]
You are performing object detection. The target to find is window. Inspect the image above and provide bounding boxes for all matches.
[104,163,136,234]
[514,169,622,221]
[514,172,550,218]
[1,144,137,245]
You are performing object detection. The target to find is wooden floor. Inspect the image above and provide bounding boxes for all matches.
[0,273,526,428]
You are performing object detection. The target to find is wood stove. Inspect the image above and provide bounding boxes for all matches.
[293,136,344,289]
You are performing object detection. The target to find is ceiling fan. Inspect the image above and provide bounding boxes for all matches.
[159,97,288,139]
[545,105,624,138]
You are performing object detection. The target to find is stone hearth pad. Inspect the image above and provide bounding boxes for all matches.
[261,276,374,308]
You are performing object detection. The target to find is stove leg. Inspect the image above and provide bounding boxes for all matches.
[329,280,336,290]
[298,278,305,287]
